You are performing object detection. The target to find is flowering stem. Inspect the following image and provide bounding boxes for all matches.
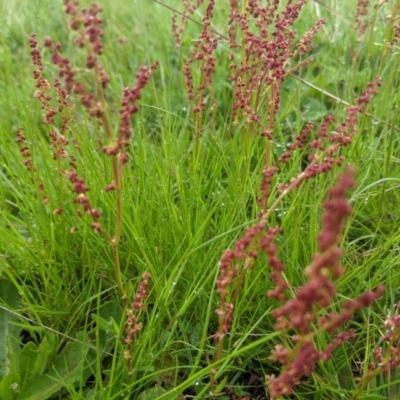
[95,62,125,299]
[111,242,125,299]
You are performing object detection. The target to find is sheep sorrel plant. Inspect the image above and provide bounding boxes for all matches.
[171,0,399,397]
[173,0,325,154]
[2,0,400,399]
[265,168,384,398]
[124,271,151,381]
[23,1,157,300]
[211,82,386,397]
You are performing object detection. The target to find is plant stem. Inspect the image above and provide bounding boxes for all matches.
[95,61,126,299]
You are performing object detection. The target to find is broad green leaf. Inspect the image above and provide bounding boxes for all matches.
[91,300,123,336]
[0,372,20,400]
[18,330,113,400]
[313,389,323,400]
[0,279,22,379]
[99,300,123,328]
[99,301,123,323]
[18,333,89,400]
[31,334,56,377]
[19,341,38,386]
[91,314,113,334]
[6,336,20,376]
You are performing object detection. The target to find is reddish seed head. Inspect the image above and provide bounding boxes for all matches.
[91,222,101,232]
[43,37,52,47]
[104,181,117,192]
[266,170,384,396]
[103,144,119,156]
[86,54,97,69]
[29,34,37,48]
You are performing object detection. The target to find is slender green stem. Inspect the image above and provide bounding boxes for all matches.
[94,61,126,299]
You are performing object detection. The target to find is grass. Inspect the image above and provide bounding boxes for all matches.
[0,0,400,399]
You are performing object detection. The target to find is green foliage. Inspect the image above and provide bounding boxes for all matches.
[15,330,108,400]
[0,281,22,381]
[0,295,116,400]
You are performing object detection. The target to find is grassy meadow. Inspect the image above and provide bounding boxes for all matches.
[1,0,400,399]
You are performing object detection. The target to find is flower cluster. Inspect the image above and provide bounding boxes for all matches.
[227,0,323,135]
[355,0,370,37]
[175,0,326,139]
[260,227,287,302]
[22,0,159,304]
[16,128,34,172]
[124,272,151,376]
[266,169,385,398]
[366,305,400,377]
[27,0,157,243]
[28,34,76,209]
[46,1,110,116]
[278,123,314,164]
[183,0,219,118]
[29,33,100,223]
[210,52,380,390]
[31,35,72,149]
[276,76,381,194]
[215,218,267,343]
[124,271,151,346]
[292,18,325,59]
[67,170,101,232]
[103,62,158,168]
[29,34,56,125]
[198,2,382,384]
[171,0,203,48]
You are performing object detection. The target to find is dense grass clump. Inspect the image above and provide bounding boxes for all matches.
[0,0,400,399]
